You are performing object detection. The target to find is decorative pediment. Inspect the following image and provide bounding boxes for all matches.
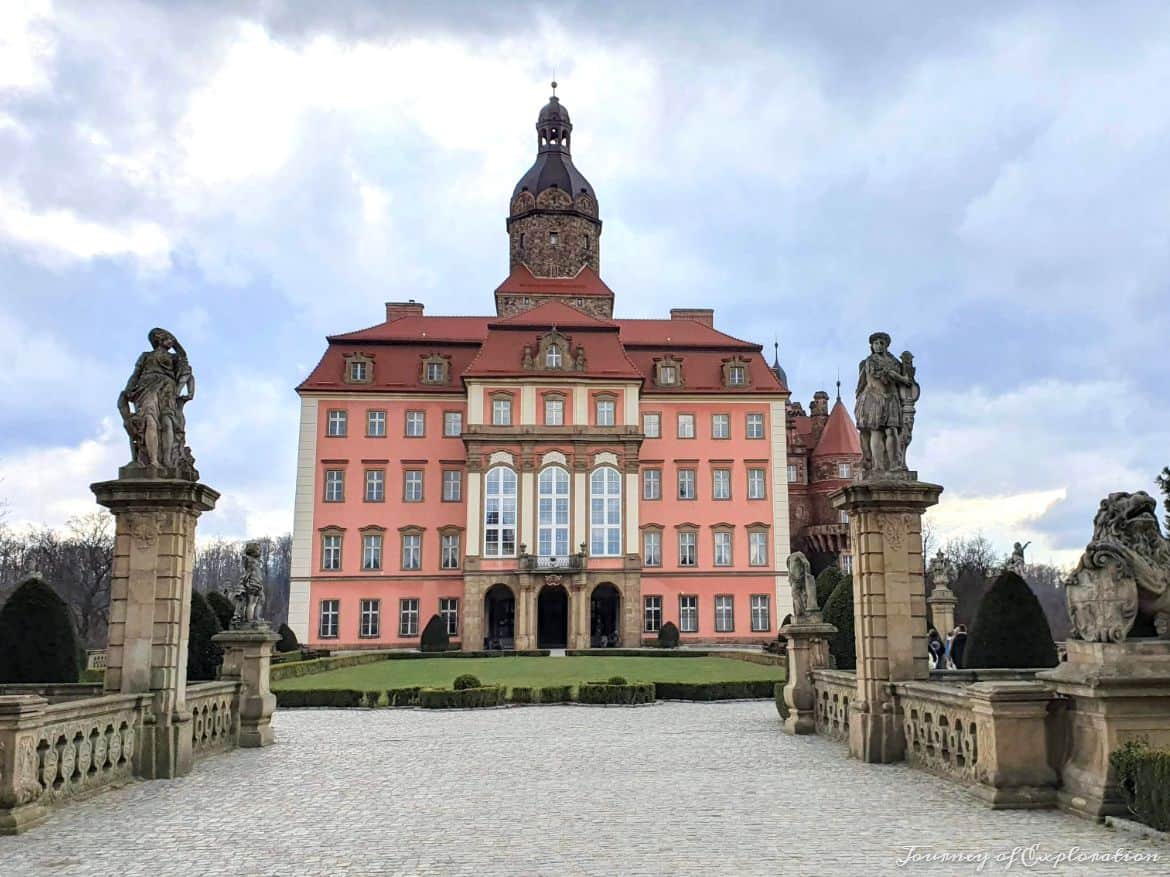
[419,353,452,385]
[721,355,752,388]
[653,355,684,388]
[342,352,374,384]
[527,329,582,371]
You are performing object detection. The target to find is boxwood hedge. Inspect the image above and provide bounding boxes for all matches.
[275,688,364,708]
[576,682,656,705]
[654,680,776,701]
[419,686,506,709]
[1111,741,1170,832]
[537,684,573,703]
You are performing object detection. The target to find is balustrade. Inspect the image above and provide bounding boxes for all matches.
[811,669,854,743]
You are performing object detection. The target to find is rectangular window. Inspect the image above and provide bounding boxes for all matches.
[642,412,660,437]
[443,411,463,437]
[715,595,734,632]
[712,413,729,439]
[322,534,342,570]
[787,463,798,483]
[402,533,421,570]
[349,361,368,382]
[749,530,768,566]
[596,399,615,426]
[545,397,564,425]
[728,366,746,386]
[679,595,698,633]
[747,468,767,499]
[364,469,384,502]
[751,595,770,632]
[367,409,386,437]
[841,553,854,575]
[714,530,732,567]
[319,599,339,638]
[326,409,347,437]
[642,530,662,567]
[679,531,697,567]
[838,462,851,479]
[440,597,459,636]
[491,398,512,425]
[643,596,663,633]
[359,599,380,638]
[361,533,383,570]
[677,413,695,439]
[839,510,850,524]
[324,469,344,502]
[442,470,462,502]
[643,468,661,501]
[746,413,765,439]
[677,468,696,500]
[425,361,445,384]
[712,468,730,500]
[405,410,425,437]
[399,598,419,637]
[660,365,677,385]
[441,532,461,569]
[404,470,424,502]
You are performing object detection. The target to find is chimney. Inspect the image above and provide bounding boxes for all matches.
[809,391,830,446]
[385,300,425,322]
[669,308,714,328]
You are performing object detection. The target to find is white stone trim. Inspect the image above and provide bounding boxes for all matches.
[488,450,515,467]
[466,470,482,555]
[520,385,536,424]
[592,451,619,467]
[468,385,484,425]
[572,469,587,550]
[520,469,535,550]
[770,400,793,622]
[541,450,568,467]
[573,385,588,423]
[625,471,639,553]
[289,396,319,641]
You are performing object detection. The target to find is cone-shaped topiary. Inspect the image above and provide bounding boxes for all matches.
[0,576,81,683]
[453,673,481,690]
[964,571,1058,669]
[816,566,845,612]
[188,590,223,681]
[657,620,680,648]
[276,623,299,653]
[206,590,235,632]
[420,614,450,653]
[823,575,855,671]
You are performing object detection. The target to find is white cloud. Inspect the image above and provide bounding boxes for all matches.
[0,0,55,93]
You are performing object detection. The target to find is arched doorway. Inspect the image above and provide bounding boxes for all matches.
[591,583,621,648]
[537,585,569,649]
[484,584,515,650]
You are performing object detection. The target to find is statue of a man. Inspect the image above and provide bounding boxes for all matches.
[928,550,952,590]
[855,332,916,478]
[118,328,197,480]
[786,551,818,621]
[1006,541,1031,575]
[231,542,266,628]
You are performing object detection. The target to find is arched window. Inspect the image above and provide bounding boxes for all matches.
[537,466,571,557]
[590,466,622,557]
[484,466,517,557]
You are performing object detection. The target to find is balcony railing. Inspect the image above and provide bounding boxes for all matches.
[518,550,585,571]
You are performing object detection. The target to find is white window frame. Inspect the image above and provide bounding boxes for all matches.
[746,413,765,439]
[838,462,851,479]
[440,597,459,636]
[405,410,425,437]
[728,365,746,386]
[367,409,386,437]
[324,469,344,502]
[349,360,368,383]
[642,413,660,438]
[359,599,381,638]
[443,411,463,437]
[642,530,662,567]
[712,413,729,439]
[441,532,461,569]
[365,469,384,502]
[643,468,661,501]
[483,466,517,557]
[326,409,347,437]
[544,397,564,425]
[401,533,421,570]
[322,534,342,570]
[590,466,622,557]
[546,344,562,368]
[679,595,698,633]
[442,470,462,502]
[491,397,512,426]
[678,469,696,500]
[677,413,695,438]
[747,468,767,499]
[839,510,850,524]
[595,398,615,426]
[425,361,445,384]
[404,470,424,502]
[749,530,768,566]
[751,595,770,632]
[714,530,732,567]
[399,598,419,637]
[712,469,731,500]
[644,596,663,633]
[715,595,734,632]
[787,463,798,483]
[678,531,697,567]
[660,365,677,386]
[538,466,571,558]
[361,533,383,570]
[319,599,339,638]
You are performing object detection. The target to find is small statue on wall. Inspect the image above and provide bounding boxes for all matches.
[927,550,953,590]
[786,551,818,621]
[854,332,919,480]
[118,328,198,480]
[573,345,587,371]
[230,542,267,629]
[1006,541,1031,575]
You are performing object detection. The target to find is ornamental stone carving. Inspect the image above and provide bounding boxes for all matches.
[1067,491,1170,642]
[118,328,198,480]
[1005,541,1031,575]
[880,514,911,550]
[786,551,818,621]
[854,332,919,480]
[229,542,268,629]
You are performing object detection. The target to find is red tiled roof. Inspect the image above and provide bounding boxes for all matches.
[330,316,491,344]
[617,319,760,349]
[623,349,784,393]
[813,399,862,457]
[494,263,614,298]
[297,342,482,393]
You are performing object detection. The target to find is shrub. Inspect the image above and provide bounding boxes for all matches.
[206,590,236,632]
[419,686,505,709]
[187,590,223,681]
[0,576,82,684]
[385,686,421,707]
[510,686,534,704]
[576,682,656,705]
[823,574,855,670]
[657,621,680,649]
[965,571,1058,669]
[275,689,364,708]
[775,682,789,720]
[816,566,845,613]
[453,673,482,690]
[607,675,628,685]
[276,623,300,653]
[1111,741,1170,832]
[364,690,382,708]
[420,614,450,653]
[655,681,777,701]
[538,684,572,703]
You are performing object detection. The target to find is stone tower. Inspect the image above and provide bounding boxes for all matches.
[507,84,602,278]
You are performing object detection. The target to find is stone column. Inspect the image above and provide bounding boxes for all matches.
[780,618,837,735]
[927,585,957,635]
[212,629,280,747]
[570,580,588,649]
[0,695,49,835]
[967,681,1061,809]
[1037,640,1170,820]
[831,479,942,763]
[516,580,535,650]
[92,477,219,779]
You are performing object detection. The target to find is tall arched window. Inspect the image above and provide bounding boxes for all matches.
[484,466,517,557]
[590,466,622,556]
[537,466,570,557]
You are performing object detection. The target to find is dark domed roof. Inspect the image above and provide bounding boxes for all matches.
[511,88,595,202]
[538,95,571,125]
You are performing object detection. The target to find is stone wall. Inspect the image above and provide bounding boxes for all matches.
[509,212,600,278]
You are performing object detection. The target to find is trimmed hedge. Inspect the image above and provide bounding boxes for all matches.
[1111,741,1170,832]
[453,673,481,690]
[206,590,236,632]
[509,686,535,704]
[816,566,846,613]
[655,680,777,701]
[276,623,300,653]
[364,690,381,707]
[271,649,550,682]
[419,686,505,709]
[420,614,450,653]
[965,571,1058,669]
[775,682,789,720]
[385,686,421,707]
[823,574,856,671]
[0,576,82,684]
[188,590,223,681]
[276,688,364,708]
[538,684,572,703]
[576,682,656,705]
[567,649,710,658]
[657,621,680,648]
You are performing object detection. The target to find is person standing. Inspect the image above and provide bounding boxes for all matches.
[950,624,968,669]
[927,628,945,670]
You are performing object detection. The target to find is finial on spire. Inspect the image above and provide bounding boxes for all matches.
[551,75,557,97]
[836,371,841,402]
[772,338,780,368]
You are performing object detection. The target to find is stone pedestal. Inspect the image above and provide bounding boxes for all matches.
[927,585,957,636]
[0,696,49,834]
[968,681,1061,809]
[92,477,219,779]
[1037,639,1170,820]
[780,618,837,735]
[213,628,280,747]
[831,479,942,763]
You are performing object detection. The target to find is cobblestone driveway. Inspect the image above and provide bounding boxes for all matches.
[1,702,1165,876]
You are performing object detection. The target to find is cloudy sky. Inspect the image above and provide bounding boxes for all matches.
[1,0,1167,566]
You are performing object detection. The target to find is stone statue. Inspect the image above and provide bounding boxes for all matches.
[522,345,534,368]
[786,551,818,621]
[928,550,953,590]
[573,345,587,371]
[230,542,267,628]
[118,328,198,480]
[854,332,918,480]
[1066,492,1170,642]
[1006,541,1031,575]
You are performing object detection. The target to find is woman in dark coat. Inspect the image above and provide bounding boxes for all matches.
[927,628,945,670]
[949,624,968,669]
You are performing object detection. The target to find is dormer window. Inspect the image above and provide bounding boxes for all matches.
[662,366,676,384]
[419,353,451,385]
[728,366,746,385]
[530,329,572,372]
[546,345,562,368]
[343,353,374,385]
[721,355,752,388]
[655,356,683,387]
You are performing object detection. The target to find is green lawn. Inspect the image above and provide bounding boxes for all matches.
[273,656,784,691]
